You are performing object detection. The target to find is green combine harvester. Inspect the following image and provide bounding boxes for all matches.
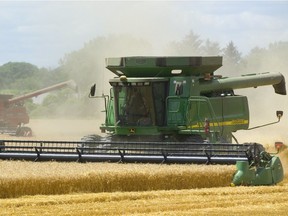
[93,56,285,142]
[0,56,286,186]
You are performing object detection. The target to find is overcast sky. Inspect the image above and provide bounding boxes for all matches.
[0,0,287,68]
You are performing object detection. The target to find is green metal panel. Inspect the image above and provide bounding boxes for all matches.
[232,155,284,186]
[232,161,255,185]
[209,96,249,131]
[166,77,190,126]
[184,96,249,140]
[270,156,284,183]
[185,96,221,142]
[115,126,161,136]
[187,97,217,129]
[106,98,115,126]
[167,97,187,126]
[106,56,222,77]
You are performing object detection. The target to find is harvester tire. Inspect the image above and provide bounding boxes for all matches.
[80,134,104,154]
[15,127,32,137]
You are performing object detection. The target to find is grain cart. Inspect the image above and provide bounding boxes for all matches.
[0,80,77,136]
[0,56,285,186]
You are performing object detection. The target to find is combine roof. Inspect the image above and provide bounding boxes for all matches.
[106,56,222,77]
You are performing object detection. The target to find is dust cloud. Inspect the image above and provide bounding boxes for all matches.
[28,119,103,141]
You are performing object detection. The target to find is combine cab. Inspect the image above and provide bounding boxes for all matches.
[0,56,286,186]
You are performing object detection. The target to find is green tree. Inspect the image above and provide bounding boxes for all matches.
[202,39,221,55]
[166,31,203,55]
[242,41,288,73]
[0,62,68,94]
[221,41,242,75]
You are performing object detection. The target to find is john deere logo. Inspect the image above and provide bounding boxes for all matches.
[129,128,135,133]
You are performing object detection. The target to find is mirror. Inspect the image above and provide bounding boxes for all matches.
[90,84,96,97]
[276,110,283,120]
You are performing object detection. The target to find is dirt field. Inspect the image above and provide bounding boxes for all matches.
[0,119,288,215]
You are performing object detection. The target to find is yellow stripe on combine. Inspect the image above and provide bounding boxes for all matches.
[188,119,249,129]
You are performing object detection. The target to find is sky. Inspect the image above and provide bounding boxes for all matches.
[0,0,287,68]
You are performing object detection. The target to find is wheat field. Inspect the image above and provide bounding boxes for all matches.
[0,151,287,216]
[0,162,236,198]
[0,176,287,216]
[0,119,288,215]
[0,160,287,216]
